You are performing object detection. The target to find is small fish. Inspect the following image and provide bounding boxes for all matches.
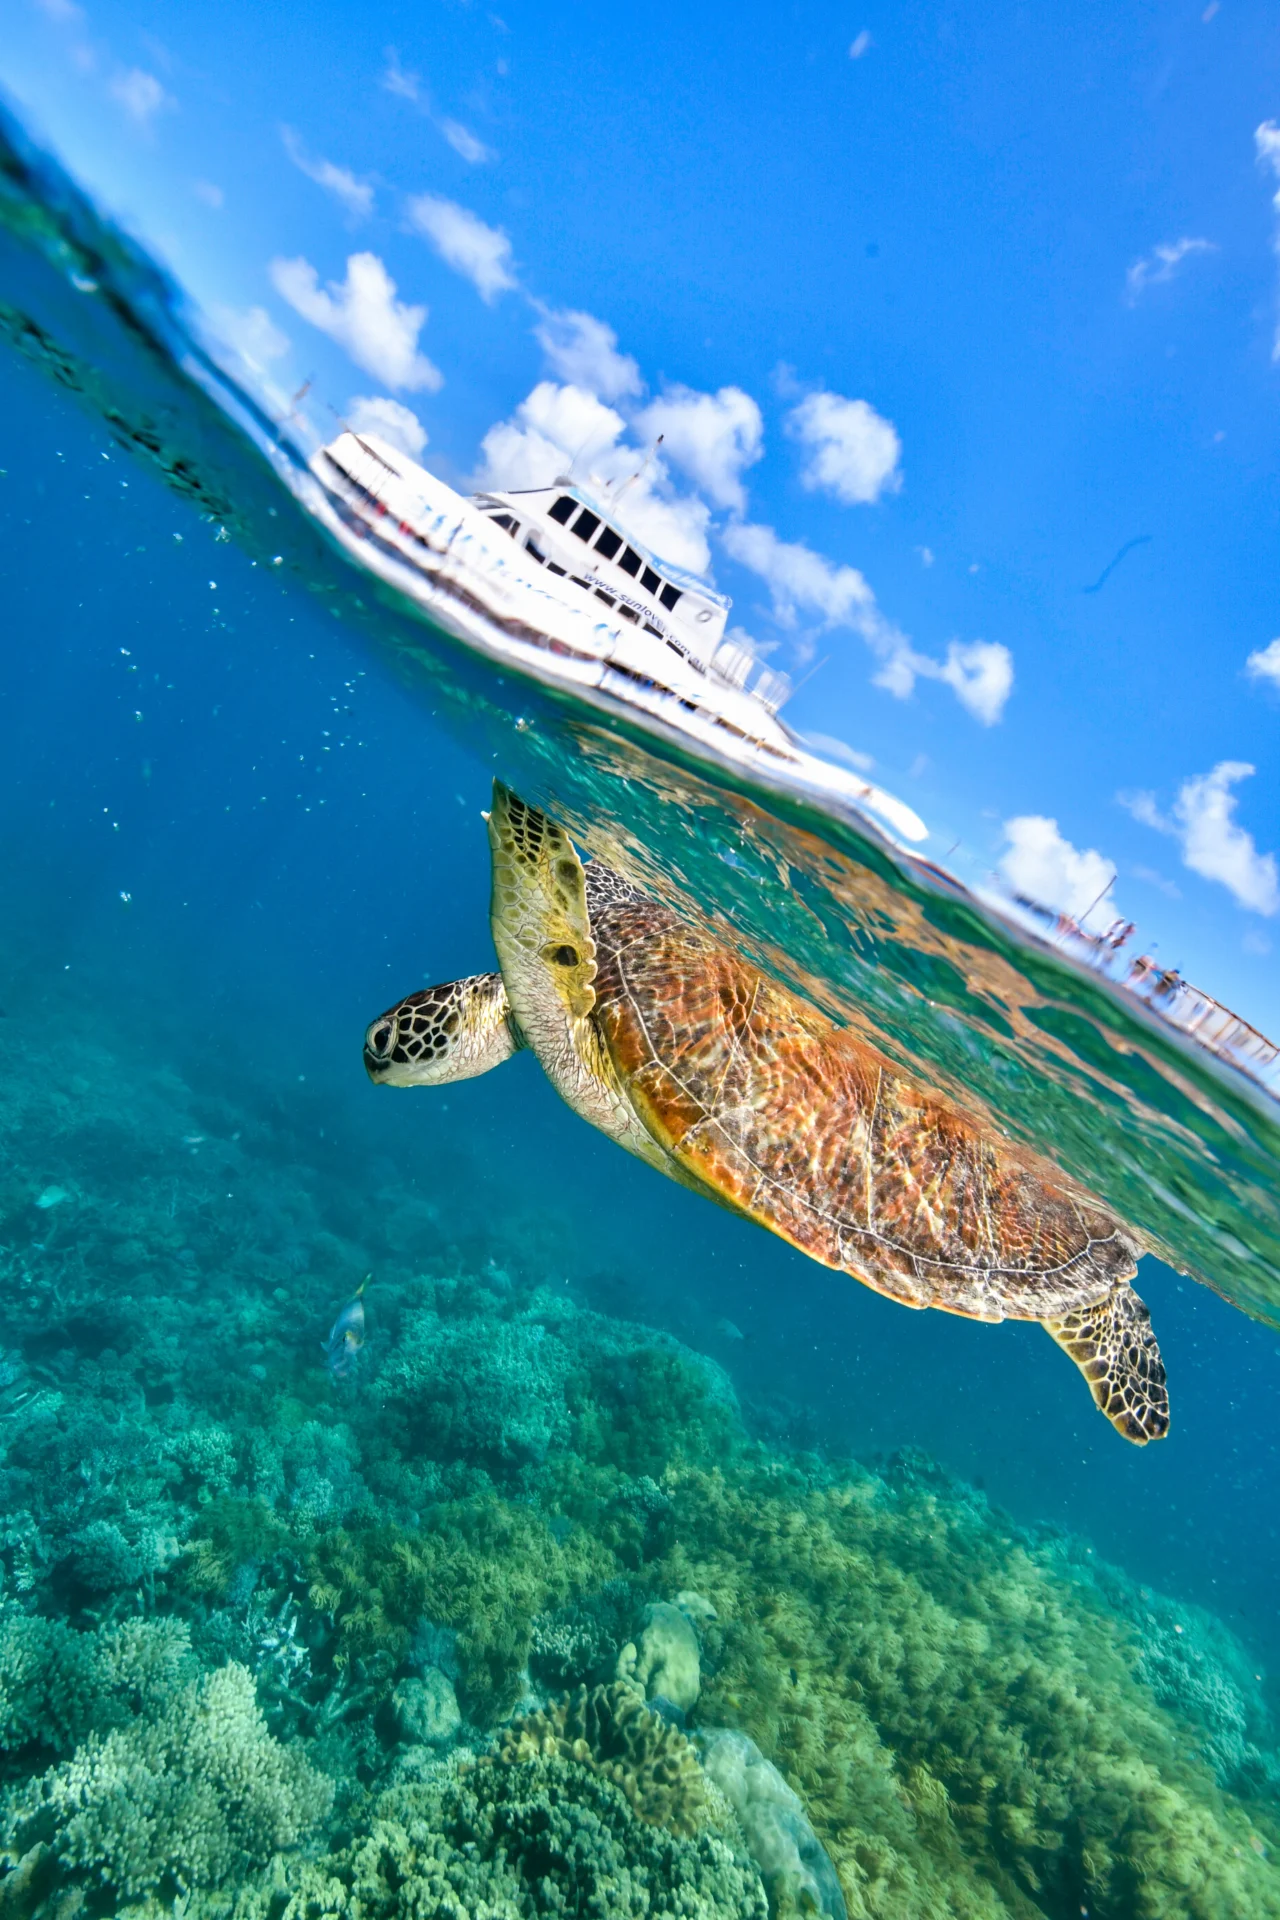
[324,1278,368,1381]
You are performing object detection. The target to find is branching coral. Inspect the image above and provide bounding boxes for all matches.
[3,1662,332,1902]
[0,1609,195,1761]
[0,1612,97,1760]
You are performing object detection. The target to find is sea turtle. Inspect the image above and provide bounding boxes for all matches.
[364,784,1169,1445]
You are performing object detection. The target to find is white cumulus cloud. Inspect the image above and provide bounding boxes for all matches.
[110,68,171,124]
[1120,761,1278,915]
[475,382,710,574]
[346,395,428,458]
[407,195,516,303]
[721,522,1012,723]
[281,127,373,220]
[931,640,1014,726]
[634,385,763,513]
[787,391,902,505]
[999,817,1116,922]
[720,521,878,627]
[1246,637,1280,688]
[534,308,642,402]
[269,252,442,392]
[1124,236,1215,304]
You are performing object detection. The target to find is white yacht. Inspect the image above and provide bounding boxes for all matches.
[308,430,927,845]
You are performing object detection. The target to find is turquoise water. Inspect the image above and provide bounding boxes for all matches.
[3,108,1280,1918]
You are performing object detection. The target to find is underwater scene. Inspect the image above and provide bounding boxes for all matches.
[4,14,1280,1918]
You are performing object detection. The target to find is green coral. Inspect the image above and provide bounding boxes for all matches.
[305,1495,615,1724]
[653,1458,1280,1920]
[0,1608,196,1761]
[271,1752,767,1920]
[3,1662,332,1903]
[499,1681,712,1835]
[380,1310,574,1465]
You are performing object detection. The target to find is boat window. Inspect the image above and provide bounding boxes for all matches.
[547,562,566,576]
[571,575,592,590]
[595,526,623,560]
[641,565,661,595]
[643,621,663,636]
[595,588,616,607]
[491,513,518,535]
[572,508,601,542]
[549,495,577,524]
[525,536,547,564]
[617,546,642,577]
[659,583,682,611]
[618,604,639,623]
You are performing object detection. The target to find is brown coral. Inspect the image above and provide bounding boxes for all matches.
[498,1682,711,1836]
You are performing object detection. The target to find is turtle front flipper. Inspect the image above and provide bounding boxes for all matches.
[364,973,522,1086]
[1043,1283,1170,1444]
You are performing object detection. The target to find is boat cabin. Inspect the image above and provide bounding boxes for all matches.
[469,481,731,674]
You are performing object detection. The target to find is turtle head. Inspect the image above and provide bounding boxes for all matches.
[363,973,520,1087]
[486,783,598,1033]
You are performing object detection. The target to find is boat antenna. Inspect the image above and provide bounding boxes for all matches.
[1078,870,1117,929]
[612,433,664,506]
[788,653,830,698]
[274,375,315,442]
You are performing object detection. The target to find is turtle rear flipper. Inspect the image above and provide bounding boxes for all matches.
[1043,1283,1170,1444]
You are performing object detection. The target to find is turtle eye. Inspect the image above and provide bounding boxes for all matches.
[549,944,579,967]
[371,1024,392,1053]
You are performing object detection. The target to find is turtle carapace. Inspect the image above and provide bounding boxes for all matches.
[364,784,1169,1446]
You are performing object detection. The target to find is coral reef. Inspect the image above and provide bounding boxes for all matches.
[3,1662,332,1904]
[379,1309,574,1466]
[700,1726,847,1920]
[616,1597,702,1712]
[0,1610,196,1760]
[660,1455,1280,1919]
[390,1669,459,1748]
[274,1752,769,1920]
[0,1002,1279,1920]
[499,1681,713,1835]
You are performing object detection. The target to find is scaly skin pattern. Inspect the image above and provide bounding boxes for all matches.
[1043,1289,1168,1443]
[363,974,520,1087]
[486,786,669,1174]
[590,892,1140,1326]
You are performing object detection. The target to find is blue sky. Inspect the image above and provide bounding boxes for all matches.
[4,0,1280,1032]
